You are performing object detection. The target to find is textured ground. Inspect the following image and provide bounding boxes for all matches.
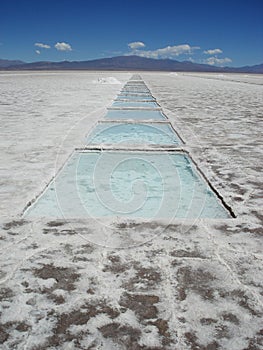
[0,71,262,349]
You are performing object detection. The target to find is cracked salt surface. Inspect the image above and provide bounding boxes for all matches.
[0,71,262,349]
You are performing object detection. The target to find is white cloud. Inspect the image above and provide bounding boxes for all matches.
[129,44,200,59]
[55,42,72,51]
[128,41,145,50]
[35,50,41,55]
[35,42,51,49]
[206,57,232,66]
[204,48,223,55]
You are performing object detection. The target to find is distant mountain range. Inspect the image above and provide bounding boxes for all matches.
[0,59,25,68]
[1,56,262,73]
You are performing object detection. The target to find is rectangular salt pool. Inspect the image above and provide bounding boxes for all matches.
[118,92,153,96]
[124,83,147,87]
[119,92,153,97]
[105,109,167,121]
[116,95,155,101]
[112,101,159,108]
[122,88,150,93]
[86,122,181,145]
[25,151,230,219]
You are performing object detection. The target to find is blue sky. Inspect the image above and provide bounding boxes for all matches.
[0,0,262,67]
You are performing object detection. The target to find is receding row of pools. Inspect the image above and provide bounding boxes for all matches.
[25,75,233,219]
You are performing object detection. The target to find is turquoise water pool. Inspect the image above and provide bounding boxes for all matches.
[125,83,146,87]
[119,92,152,96]
[122,88,150,93]
[105,109,167,120]
[25,151,230,219]
[116,94,155,101]
[24,77,232,221]
[86,122,181,145]
[112,101,159,108]
[120,92,151,96]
